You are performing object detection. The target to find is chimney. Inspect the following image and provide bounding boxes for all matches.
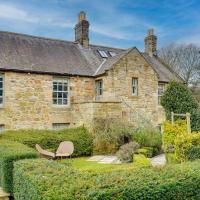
[74,11,89,48]
[144,29,157,56]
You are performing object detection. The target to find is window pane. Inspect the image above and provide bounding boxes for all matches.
[63,99,68,105]
[58,92,62,98]
[53,84,57,91]
[57,99,62,105]
[132,78,138,96]
[58,83,63,91]
[63,93,68,98]
[63,83,68,91]
[0,98,2,104]
[0,82,2,89]
[53,99,57,104]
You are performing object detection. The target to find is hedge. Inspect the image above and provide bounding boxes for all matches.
[14,159,200,200]
[0,140,38,194]
[0,127,93,156]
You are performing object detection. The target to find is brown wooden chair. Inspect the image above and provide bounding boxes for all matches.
[35,144,55,159]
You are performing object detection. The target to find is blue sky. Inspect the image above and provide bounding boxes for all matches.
[0,0,199,50]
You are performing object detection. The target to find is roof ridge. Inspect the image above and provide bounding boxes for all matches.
[89,43,126,51]
[0,30,76,44]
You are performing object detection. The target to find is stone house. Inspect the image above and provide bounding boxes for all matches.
[0,11,183,131]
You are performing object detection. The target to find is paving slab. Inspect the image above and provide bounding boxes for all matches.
[87,155,121,164]
[87,155,105,162]
[150,154,166,167]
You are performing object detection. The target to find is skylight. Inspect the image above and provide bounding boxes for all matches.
[108,51,116,57]
[98,50,108,58]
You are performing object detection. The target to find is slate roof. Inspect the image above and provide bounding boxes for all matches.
[0,31,182,82]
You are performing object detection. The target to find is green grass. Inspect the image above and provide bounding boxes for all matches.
[60,154,151,172]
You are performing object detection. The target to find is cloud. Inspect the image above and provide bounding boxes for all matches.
[0,3,39,23]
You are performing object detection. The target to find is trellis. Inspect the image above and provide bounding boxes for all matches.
[171,112,191,134]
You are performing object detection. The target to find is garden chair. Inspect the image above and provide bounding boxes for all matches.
[56,141,74,159]
[35,144,55,159]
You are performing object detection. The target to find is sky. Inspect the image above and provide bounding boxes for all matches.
[0,0,199,50]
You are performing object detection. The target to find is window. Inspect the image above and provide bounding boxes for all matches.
[97,50,108,58]
[132,78,138,96]
[95,79,103,98]
[53,79,69,105]
[52,123,70,130]
[108,51,116,57]
[0,75,3,105]
[0,124,5,132]
[158,83,165,104]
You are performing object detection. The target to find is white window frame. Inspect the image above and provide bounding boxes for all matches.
[158,83,165,105]
[0,74,4,106]
[132,78,138,96]
[95,79,103,99]
[53,79,69,106]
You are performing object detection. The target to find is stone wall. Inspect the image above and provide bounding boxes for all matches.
[0,49,166,130]
[0,72,95,130]
[95,48,165,126]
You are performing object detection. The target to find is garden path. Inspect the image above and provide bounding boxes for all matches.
[87,155,121,164]
[150,154,166,167]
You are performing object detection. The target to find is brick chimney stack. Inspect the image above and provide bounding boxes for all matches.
[144,29,157,56]
[74,11,89,48]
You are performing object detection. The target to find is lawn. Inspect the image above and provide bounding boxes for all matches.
[60,154,151,172]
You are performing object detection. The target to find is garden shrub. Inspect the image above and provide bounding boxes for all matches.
[187,146,200,160]
[137,147,153,158]
[116,142,139,163]
[161,81,200,131]
[0,140,38,193]
[0,127,93,156]
[165,153,179,164]
[163,120,187,152]
[174,132,200,162]
[92,118,134,154]
[132,126,162,156]
[14,158,200,200]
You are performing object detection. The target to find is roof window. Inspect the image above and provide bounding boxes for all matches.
[97,50,108,58]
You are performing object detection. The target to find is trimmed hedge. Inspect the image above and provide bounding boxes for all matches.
[14,158,200,200]
[0,140,38,193]
[0,127,93,156]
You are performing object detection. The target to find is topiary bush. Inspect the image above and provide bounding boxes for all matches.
[0,127,93,157]
[116,142,139,163]
[14,158,200,200]
[161,81,200,131]
[0,140,38,193]
[132,126,162,156]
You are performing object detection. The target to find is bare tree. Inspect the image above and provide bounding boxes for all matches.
[159,43,200,85]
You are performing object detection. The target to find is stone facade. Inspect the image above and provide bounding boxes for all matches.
[0,49,166,130]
